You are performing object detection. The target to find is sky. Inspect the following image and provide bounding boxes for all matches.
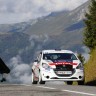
[0,0,88,24]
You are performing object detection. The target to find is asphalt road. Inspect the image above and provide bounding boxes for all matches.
[0,83,96,96]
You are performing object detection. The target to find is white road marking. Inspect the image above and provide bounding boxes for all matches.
[18,84,32,87]
[62,90,96,96]
[0,84,96,96]
[37,86,56,90]
[0,84,32,87]
[37,86,96,96]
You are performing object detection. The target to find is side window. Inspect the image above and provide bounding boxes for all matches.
[71,54,77,60]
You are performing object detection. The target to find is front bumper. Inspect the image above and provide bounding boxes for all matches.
[40,69,84,81]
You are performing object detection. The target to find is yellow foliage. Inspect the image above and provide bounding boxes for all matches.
[85,48,96,83]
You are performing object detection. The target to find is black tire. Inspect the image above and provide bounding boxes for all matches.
[32,72,38,84]
[66,81,73,85]
[78,80,85,85]
[32,81,38,84]
[39,79,45,84]
[39,74,45,84]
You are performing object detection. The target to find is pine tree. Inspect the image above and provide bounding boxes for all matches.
[77,53,85,64]
[83,0,96,49]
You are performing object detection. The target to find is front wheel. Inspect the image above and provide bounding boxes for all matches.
[78,80,85,85]
[32,72,38,84]
[66,81,73,85]
[39,73,45,84]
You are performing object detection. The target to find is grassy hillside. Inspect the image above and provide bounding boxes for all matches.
[85,48,96,85]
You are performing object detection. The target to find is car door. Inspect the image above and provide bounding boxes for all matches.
[34,53,42,78]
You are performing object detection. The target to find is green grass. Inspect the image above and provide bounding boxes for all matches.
[84,48,96,85]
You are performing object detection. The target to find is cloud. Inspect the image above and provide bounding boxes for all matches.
[6,55,32,84]
[0,0,88,24]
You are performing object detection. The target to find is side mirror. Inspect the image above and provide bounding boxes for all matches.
[34,59,38,62]
[33,60,38,66]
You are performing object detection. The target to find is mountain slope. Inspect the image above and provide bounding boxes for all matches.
[23,1,89,35]
[0,32,30,62]
[23,1,89,52]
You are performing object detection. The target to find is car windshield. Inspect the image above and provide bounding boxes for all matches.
[43,53,77,60]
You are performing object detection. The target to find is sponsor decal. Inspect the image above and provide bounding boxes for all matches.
[49,62,77,65]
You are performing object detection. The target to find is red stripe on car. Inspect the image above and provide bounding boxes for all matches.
[49,62,77,65]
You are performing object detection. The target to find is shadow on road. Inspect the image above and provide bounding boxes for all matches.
[85,80,96,86]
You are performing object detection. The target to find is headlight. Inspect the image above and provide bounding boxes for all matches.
[76,63,84,70]
[42,63,51,69]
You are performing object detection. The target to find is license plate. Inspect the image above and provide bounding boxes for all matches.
[57,71,72,74]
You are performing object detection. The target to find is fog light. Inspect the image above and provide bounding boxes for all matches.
[79,76,82,79]
[46,76,49,79]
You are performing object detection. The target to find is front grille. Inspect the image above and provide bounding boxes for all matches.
[54,65,75,77]
[56,65,72,70]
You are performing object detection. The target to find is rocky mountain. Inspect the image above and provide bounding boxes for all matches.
[0,1,89,63]
[0,19,38,33]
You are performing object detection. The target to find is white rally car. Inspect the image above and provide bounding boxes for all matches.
[32,50,84,85]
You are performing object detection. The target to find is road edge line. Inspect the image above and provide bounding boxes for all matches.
[62,89,96,96]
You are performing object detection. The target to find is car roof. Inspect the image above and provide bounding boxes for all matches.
[42,50,74,54]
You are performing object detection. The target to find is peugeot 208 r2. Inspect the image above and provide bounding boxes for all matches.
[32,50,84,85]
